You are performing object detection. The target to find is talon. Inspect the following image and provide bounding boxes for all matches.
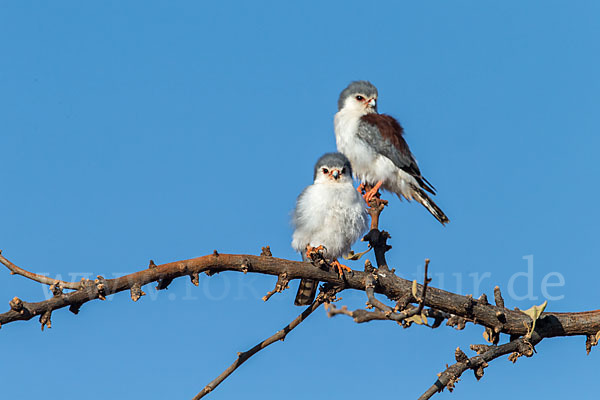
[363,181,383,203]
[357,182,365,195]
[305,245,325,259]
[331,259,352,277]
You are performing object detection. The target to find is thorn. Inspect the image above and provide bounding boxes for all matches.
[470,344,490,355]
[478,293,489,305]
[494,286,505,308]
[474,365,486,381]
[156,277,173,290]
[260,246,272,257]
[586,334,598,355]
[69,303,81,315]
[148,260,157,269]
[213,249,219,257]
[190,273,200,286]
[241,259,250,274]
[130,283,145,302]
[95,276,107,300]
[508,352,521,363]
[39,310,52,331]
[9,297,24,313]
[50,282,63,297]
[455,347,468,363]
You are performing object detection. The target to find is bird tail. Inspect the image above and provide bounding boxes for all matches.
[410,184,450,225]
[294,279,318,306]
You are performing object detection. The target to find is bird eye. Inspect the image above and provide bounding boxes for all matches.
[322,168,329,174]
[355,95,364,101]
[341,168,346,174]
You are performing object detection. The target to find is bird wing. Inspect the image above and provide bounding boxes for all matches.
[357,114,436,194]
[292,185,325,235]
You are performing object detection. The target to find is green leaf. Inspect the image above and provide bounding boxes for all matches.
[523,300,547,321]
[342,247,371,260]
[411,280,418,299]
[406,314,424,325]
[522,300,547,338]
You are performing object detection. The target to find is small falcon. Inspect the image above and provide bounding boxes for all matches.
[334,80,449,225]
[291,152,368,306]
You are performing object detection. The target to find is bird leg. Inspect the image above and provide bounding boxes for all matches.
[363,181,383,203]
[305,245,325,260]
[331,259,352,278]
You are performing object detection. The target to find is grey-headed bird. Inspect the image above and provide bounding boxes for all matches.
[334,81,449,225]
[291,152,369,306]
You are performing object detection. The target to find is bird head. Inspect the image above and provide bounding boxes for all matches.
[337,80,378,114]
[313,152,353,184]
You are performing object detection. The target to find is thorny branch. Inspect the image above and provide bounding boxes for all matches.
[193,287,337,400]
[1,192,600,399]
[418,333,542,399]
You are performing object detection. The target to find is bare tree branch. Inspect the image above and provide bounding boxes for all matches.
[1,250,599,339]
[193,290,333,399]
[419,332,543,399]
[2,192,600,399]
[0,251,80,289]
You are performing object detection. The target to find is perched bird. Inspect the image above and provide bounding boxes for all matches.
[291,152,369,306]
[334,80,449,225]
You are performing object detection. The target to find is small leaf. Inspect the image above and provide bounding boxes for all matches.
[522,300,547,321]
[342,247,371,261]
[411,280,418,299]
[483,328,492,343]
[522,300,547,338]
[406,314,424,325]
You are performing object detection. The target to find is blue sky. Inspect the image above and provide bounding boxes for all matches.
[1,1,599,399]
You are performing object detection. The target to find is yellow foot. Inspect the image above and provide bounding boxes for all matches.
[305,245,325,259]
[331,259,352,278]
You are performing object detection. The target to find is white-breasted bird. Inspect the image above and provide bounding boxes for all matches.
[334,80,449,225]
[291,152,369,306]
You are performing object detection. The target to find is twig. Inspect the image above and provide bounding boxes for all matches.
[262,272,290,301]
[326,303,449,327]
[362,259,433,324]
[0,252,80,290]
[418,333,542,399]
[192,296,325,399]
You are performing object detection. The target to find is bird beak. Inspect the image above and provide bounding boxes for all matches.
[331,170,340,180]
[368,98,376,108]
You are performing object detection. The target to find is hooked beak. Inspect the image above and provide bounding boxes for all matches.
[368,98,376,108]
[331,170,340,180]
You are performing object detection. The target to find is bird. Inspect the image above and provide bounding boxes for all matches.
[334,80,449,225]
[291,152,369,306]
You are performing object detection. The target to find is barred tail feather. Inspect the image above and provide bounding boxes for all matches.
[294,279,318,306]
[410,184,450,225]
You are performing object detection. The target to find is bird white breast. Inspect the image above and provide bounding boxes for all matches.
[292,181,368,260]
[334,109,402,190]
